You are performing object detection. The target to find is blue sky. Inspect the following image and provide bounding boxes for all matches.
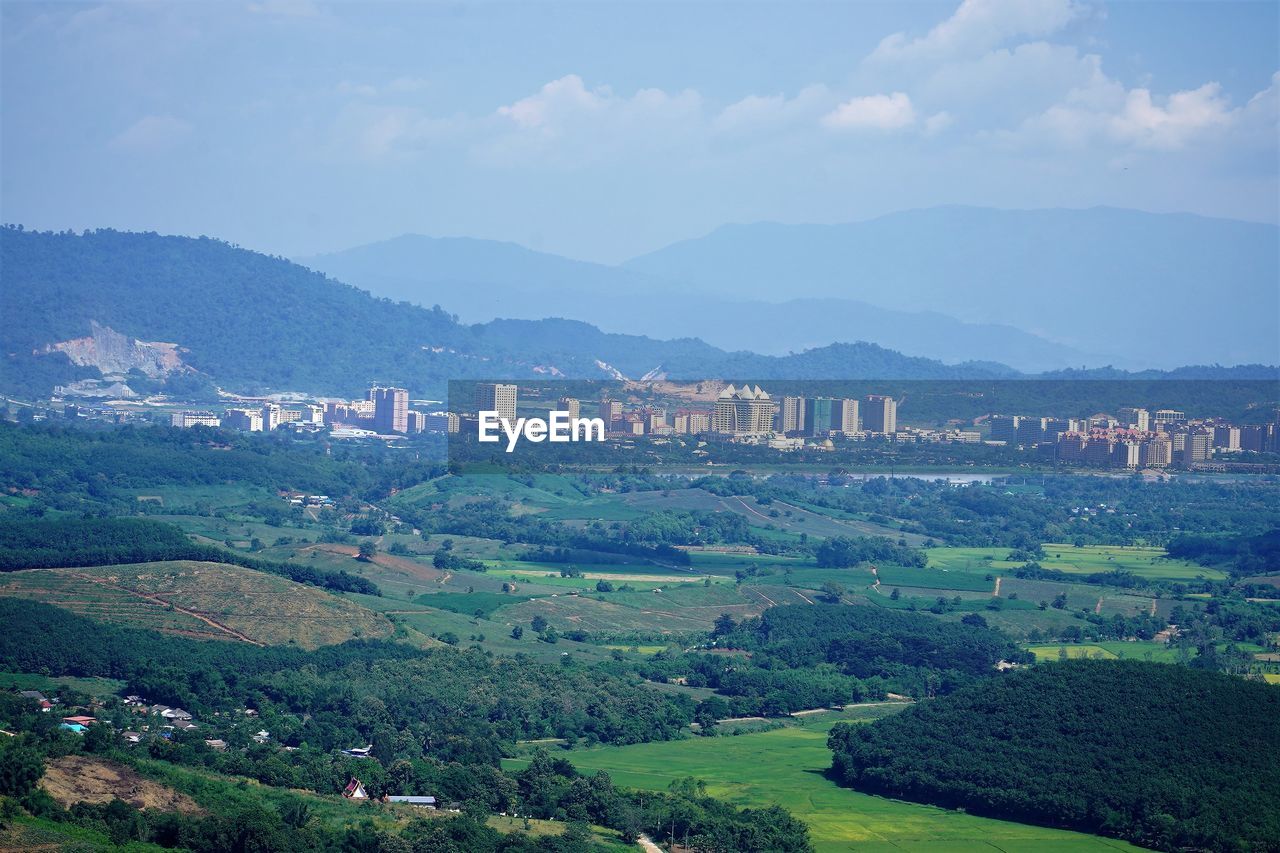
[2,0,1276,263]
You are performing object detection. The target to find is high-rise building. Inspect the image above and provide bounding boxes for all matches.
[304,404,325,425]
[1085,436,1114,466]
[804,397,838,436]
[427,412,460,433]
[779,396,806,434]
[1043,418,1079,442]
[171,411,221,429]
[474,383,518,424]
[1117,407,1150,432]
[223,408,263,432]
[838,399,859,436]
[1182,431,1214,464]
[1016,417,1047,447]
[687,412,711,434]
[713,385,773,435]
[1153,409,1186,432]
[1056,432,1088,462]
[1241,424,1269,452]
[989,415,1021,444]
[406,411,427,434]
[863,395,897,435]
[1112,441,1141,468]
[1213,426,1240,451]
[801,398,857,436]
[371,386,409,434]
[558,397,580,420]
[1141,436,1172,467]
[600,399,623,425]
[260,403,280,432]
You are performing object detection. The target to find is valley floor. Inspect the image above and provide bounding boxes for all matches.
[505,713,1148,853]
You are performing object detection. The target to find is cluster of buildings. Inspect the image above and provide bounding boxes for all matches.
[585,386,901,444]
[170,402,326,432]
[161,382,1280,469]
[989,407,1280,469]
[169,385,458,438]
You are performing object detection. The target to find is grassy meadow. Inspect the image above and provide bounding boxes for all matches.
[503,715,1146,852]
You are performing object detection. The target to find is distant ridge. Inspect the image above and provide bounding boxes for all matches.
[300,230,1102,372]
[623,206,1280,367]
[1,227,1273,400]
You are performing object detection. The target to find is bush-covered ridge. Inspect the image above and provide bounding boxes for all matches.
[0,516,379,595]
[828,659,1280,852]
[0,599,694,756]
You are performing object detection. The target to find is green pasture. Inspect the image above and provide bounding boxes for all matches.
[926,544,1224,582]
[503,718,1144,852]
[873,564,996,593]
[340,592,623,665]
[0,670,126,699]
[1025,641,1183,663]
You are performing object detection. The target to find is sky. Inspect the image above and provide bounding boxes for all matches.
[1,0,1277,264]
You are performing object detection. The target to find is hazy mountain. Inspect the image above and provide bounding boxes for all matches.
[298,234,679,314]
[624,207,1280,368]
[0,228,1018,399]
[300,233,1100,372]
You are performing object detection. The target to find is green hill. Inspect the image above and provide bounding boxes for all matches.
[828,659,1280,852]
[0,227,1017,398]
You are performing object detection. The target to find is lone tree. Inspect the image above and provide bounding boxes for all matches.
[821,581,846,603]
[357,541,377,562]
[712,613,738,637]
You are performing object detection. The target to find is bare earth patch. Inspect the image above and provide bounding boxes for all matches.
[41,755,203,814]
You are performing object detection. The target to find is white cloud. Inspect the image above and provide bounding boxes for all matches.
[496,75,609,129]
[111,115,192,151]
[822,92,917,130]
[479,75,703,166]
[1001,76,1259,152]
[1109,83,1235,150]
[924,111,955,135]
[712,85,833,135]
[870,0,1087,64]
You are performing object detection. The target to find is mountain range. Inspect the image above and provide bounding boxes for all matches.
[1,220,1275,402]
[302,206,1280,371]
[0,228,1022,400]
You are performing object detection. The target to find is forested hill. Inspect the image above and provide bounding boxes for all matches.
[828,659,1280,852]
[3,227,1273,399]
[0,227,1017,398]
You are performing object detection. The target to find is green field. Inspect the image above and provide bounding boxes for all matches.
[1027,644,1120,661]
[0,670,126,698]
[927,544,1224,582]
[504,717,1144,852]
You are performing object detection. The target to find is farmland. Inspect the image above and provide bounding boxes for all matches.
[926,544,1224,582]
[1026,641,1185,662]
[503,714,1145,852]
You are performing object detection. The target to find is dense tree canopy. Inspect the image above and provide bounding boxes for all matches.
[828,660,1280,852]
